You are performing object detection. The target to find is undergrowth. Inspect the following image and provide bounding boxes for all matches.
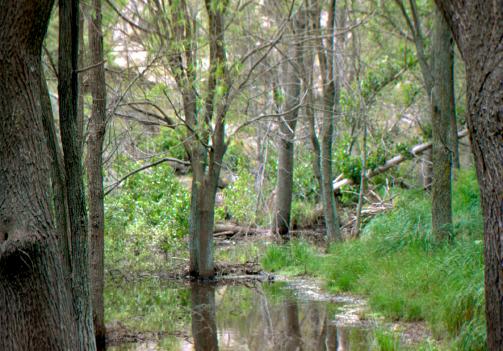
[261,170,485,350]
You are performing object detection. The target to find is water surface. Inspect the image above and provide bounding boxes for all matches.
[107,278,372,350]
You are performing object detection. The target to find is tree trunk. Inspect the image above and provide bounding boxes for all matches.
[449,54,460,169]
[189,180,217,279]
[0,1,80,349]
[86,0,107,348]
[273,13,305,238]
[319,0,342,242]
[434,1,503,349]
[58,0,96,349]
[431,10,453,240]
[40,69,72,270]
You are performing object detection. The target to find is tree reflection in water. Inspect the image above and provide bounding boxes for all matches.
[191,283,219,351]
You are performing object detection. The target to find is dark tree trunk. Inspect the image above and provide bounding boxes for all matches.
[434,1,503,349]
[40,69,72,270]
[272,13,305,238]
[431,10,453,240]
[58,0,96,349]
[0,1,80,349]
[86,0,107,348]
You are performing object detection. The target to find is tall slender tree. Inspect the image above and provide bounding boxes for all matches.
[431,10,454,240]
[59,0,96,348]
[87,0,107,347]
[273,9,306,238]
[311,0,342,242]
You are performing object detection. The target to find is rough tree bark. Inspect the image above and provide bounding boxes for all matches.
[58,0,96,348]
[86,0,107,347]
[0,0,81,349]
[272,12,305,238]
[434,1,503,349]
[431,10,453,240]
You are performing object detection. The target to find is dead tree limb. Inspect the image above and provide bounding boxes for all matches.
[333,129,468,191]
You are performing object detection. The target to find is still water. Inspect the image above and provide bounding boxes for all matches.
[107,278,372,350]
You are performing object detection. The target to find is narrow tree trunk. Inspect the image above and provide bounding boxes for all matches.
[448,49,460,169]
[431,10,453,240]
[58,0,96,349]
[313,0,342,242]
[0,1,79,349]
[40,69,72,270]
[354,108,367,237]
[273,12,305,239]
[434,1,503,348]
[87,0,107,347]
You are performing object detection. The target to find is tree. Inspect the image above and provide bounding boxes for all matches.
[310,0,342,241]
[431,10,454,240]
[272,9,306,238]
[86,0,107,347]
[58,0,96,348]
[0,0,89,349]
[391,0,456,240]
[433,1,503,349]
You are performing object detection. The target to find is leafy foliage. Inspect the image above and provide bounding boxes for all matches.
[105,159,190,271]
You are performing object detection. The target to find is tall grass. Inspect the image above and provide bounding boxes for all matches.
[262,170,485,350]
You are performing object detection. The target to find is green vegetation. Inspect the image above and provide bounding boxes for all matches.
[105,160,190,271]
[262,170,485,350]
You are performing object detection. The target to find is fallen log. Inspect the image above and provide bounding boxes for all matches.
[213,224,268,237]
[333,129,468,191]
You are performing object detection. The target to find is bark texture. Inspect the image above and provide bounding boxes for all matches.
[87,0,107,347]
[317,0,342,241]
[187,0,229,279]
[431,10,453,240]
[59,0,96,348]
[434,1,503,349]
[0,1,79,349]
[273,13,305,238]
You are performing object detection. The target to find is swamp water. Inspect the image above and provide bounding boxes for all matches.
[106,277,377,350]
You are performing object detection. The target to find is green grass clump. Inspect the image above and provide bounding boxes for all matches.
[262,169,486,350]
[373,329,401,351]
[261,240,319,275]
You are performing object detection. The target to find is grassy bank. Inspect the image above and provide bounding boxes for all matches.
[262,170,485,350]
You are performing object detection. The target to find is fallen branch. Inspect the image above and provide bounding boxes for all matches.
[333,129,468,191]
[105,157,190,196]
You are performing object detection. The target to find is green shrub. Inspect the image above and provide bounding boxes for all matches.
[105,160,190,271]
[221,161,257,225]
